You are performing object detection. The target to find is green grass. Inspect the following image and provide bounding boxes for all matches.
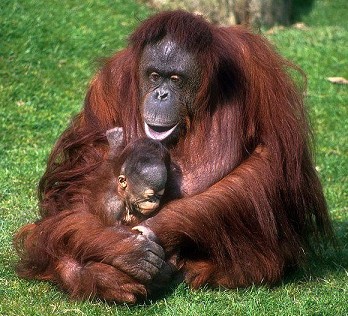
[1,0,347,315]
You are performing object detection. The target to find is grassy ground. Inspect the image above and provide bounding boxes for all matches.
[0,0,347,315]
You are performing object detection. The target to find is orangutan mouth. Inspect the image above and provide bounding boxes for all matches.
[144,122,179,141]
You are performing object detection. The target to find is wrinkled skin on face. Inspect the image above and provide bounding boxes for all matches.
[118,159,167,216]
[139,38,202,142]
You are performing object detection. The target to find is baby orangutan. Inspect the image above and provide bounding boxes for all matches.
[95,127,170,226]
[115,141,169,224]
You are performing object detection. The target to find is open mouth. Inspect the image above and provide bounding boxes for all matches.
[144,122,179,141]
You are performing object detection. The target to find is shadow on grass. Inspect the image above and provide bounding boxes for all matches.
[282,219,348,286]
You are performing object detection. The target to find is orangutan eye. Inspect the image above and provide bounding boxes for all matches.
[170,75,182,84]
[149,72,161,82]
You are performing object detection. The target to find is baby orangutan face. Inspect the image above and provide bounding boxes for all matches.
[117,170,166,216]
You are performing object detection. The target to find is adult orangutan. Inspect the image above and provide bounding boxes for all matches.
[14,11,333,303]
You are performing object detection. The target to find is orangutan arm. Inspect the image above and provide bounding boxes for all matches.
[14,209,166,303]
[138,146,297,288]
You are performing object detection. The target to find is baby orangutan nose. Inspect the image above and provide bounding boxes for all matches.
[138,189,165,215]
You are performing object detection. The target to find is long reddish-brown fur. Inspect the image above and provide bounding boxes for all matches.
[14,11,333,302]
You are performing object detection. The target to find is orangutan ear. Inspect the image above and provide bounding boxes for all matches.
[118,175,127,189]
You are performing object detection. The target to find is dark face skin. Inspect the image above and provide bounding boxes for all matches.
[118,163,167,216]
[139,38,201,142]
